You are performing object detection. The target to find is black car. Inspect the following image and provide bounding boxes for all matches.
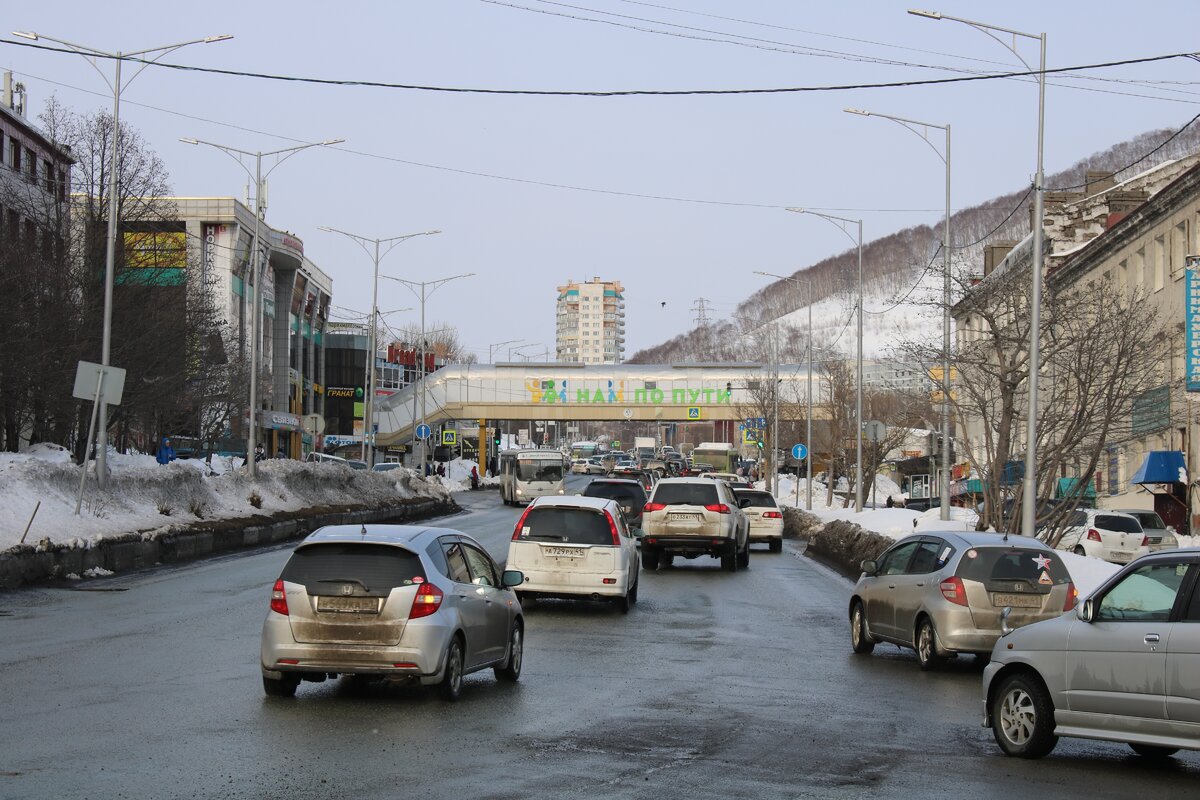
[582,478,648,533]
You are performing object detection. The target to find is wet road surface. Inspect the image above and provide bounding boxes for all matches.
[2,487,1198,799]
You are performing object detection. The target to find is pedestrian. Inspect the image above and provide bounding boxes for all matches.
[470,465,479,490]
[436,462,446,478]
[276,444,287,459]
[156,436,177,465]
[254,443,266,461]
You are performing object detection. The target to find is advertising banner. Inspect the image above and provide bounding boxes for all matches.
[1188,261,1200,391]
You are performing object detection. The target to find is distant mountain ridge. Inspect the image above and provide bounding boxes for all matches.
[628,123,1200,365]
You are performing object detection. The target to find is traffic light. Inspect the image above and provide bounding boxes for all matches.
[493,430,501,449]
[756,439,764,450]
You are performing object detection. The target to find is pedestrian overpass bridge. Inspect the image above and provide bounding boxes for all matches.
[374,362,818,447]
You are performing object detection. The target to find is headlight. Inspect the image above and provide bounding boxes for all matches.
[516,489,523,496]
[558,489,565,495]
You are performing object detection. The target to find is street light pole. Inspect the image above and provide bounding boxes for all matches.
[786,210,864,512]
[382,272,474,471]
[844,108,952,520]
[319,227,439,466]
[182,136,344,477]
[13,31,232,486]
[909,9,1046,535]
[754,271,815,510]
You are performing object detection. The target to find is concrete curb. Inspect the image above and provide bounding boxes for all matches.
[0,497,458,591]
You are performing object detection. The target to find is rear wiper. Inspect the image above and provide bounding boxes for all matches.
[317,578,370,592]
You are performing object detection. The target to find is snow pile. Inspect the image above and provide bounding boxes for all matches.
[0,446,451,552]
[427,457,500,493]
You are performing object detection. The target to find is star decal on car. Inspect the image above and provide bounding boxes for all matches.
[1032,554,1053,571]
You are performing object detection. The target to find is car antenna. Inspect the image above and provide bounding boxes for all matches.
[360,522,368,538]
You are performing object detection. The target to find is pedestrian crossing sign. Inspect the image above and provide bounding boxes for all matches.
[687,406,702,419]
[442,430,457,446]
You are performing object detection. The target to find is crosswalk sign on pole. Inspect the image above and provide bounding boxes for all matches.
[442,430,457,446]
[686,406,702,419]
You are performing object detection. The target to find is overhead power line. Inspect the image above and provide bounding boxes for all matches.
[692,297,712,327]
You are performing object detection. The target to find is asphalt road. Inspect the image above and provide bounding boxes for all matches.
[2,485,1198,799]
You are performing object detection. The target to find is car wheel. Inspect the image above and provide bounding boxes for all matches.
[769,538,783,554]
[643,548,660,570]
[1128,743,1179,759]
[722,549,737,572]
[1073,545,1086,556]
[737,540,750,569]
[615,592,630,614]
[916,618,945,671]
[262,674,298,698]
[439,637,464,702]
[662,553,674,568]
[991,673,1058,758]
[850,601,875,655]
[494,624,523,683]
[628,579,639,606]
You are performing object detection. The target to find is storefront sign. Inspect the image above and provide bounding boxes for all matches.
[326,386,360,399]
[259,411,300,431]
[523,378,733,405]
[1188,262,1200,391]
[1132,385,1171,435]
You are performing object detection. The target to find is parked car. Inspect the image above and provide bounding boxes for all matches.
[849,532,1077,670]
[733,488,784,553]
[260,525,524,700]
[983,548,1200,759]
[347,459,369,470]
[1046,509,1150,564]
[1113,508,1180,552]
[583,478,648,533]
[506,496,640,612]
[704,472,754,489]
[640,477,750,572]
[370,461,403,472]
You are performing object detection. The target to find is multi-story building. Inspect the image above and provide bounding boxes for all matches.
[555,277,625,364]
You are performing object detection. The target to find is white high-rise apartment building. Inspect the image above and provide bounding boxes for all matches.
[555,277,625,364]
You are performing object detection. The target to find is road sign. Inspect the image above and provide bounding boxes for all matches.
[743,428,762,444]
[72,361,126,406]
[864,420,887,443]
[686,406,702,420]
[442,430,457,446]
[791,443,808,460]
[415,423,432,440]
[622,408,634,419]
[611,440,620,449]
[746,417,766,428]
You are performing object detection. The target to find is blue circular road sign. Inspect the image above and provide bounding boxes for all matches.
[791,443,808,460]
[415,423,432,440]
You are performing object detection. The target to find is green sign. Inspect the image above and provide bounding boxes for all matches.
[611,440,620,449]
[1131,386,1170,436]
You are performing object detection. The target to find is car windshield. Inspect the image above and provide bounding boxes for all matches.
[652,483,718,506]
[518,459,563,481]
[735,490,777,508]
[1095,514,1143,534]
[584,482,646,507]
[281,543,426,596]
[516,507,614,545]
[955,547,1071,586]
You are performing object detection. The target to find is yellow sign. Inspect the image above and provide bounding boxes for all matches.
[442,430,457,446]
[123,231,187,269]
[743,428,762,444]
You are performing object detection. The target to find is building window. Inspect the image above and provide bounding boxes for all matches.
[1154,235,1166,292]
[10,143,20,172]
[25,148,36,182]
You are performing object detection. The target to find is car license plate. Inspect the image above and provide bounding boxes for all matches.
[1111,551,1132,562]
[670,513,701,522]
[316,596,378,613]
[992,593,1041,608]
[543,546,584,559]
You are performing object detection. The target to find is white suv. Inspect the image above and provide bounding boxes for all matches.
[641,477,750,572]
[1048,509,1150,564]
[506,496,641,613]
[733,488,784,553]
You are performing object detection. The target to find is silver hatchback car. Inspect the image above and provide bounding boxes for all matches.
[261,525,525,701]
[850,532,1077,669]
[983,548,1200,759]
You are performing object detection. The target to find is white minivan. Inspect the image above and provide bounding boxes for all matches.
[506,496,640,613]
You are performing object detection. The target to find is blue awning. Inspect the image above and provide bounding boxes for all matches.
[1130,451,1187,485]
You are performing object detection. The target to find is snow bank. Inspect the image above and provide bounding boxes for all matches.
[0,445,451,552]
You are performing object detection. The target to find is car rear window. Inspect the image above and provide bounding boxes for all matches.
[1095,514,1143,534]
[583,482,646,506]
[652,482,718,506]
[517,507,615,545]
[282,543,426,596]
[734,490,777,508]
[956,547,1071,586]
[1128,512,1165,530]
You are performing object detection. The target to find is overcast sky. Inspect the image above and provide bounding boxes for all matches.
[5,1,1199,360]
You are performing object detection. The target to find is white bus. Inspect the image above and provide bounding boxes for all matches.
[499,449,567,506]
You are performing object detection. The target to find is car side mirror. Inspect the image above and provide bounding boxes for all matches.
[1076,598,1094,623]
[501,570,525,588]
[861,559,877,575]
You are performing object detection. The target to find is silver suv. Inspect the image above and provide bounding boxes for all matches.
[640,477,749,571]
[260,525,524,701]
[984,548,1200,760]
[850,532,1076,670]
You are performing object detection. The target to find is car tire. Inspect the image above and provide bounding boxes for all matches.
[722,548,737,573]
[850,601,875,655]
[915,618,945,671]
[494,624,523,683]
[615,592,630,614]
[643,549,660,570]
[1128,743,1179,759]
[737,540,750,569]
[991,673,1058,758]
[1073,545,1086,556]
[438,637,465,702]
[662,553,674,568]
[769,538,783,554]
[628,579,639,606]
[262,674,299,698]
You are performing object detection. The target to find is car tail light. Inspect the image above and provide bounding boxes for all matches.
[1064,582,1079,612]
[939,577,968,606]
[762,511,783,519]
[605,512,621,546]
[409,581,444,619]
[512,505,534,540]
[704,503,731,514]
[644,502,666,512]
[1086,528,1102,542]
[1141,535,1150,546]
[270,579,289,616]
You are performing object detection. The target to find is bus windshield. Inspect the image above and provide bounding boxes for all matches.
[518,458,563,482]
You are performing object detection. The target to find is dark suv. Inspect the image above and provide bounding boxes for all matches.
[583,478,648,534]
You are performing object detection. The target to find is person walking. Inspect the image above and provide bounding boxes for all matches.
[276,444,288,459]
[254,443,266,461]
[470,465,479,490]
[156,437,177,465]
